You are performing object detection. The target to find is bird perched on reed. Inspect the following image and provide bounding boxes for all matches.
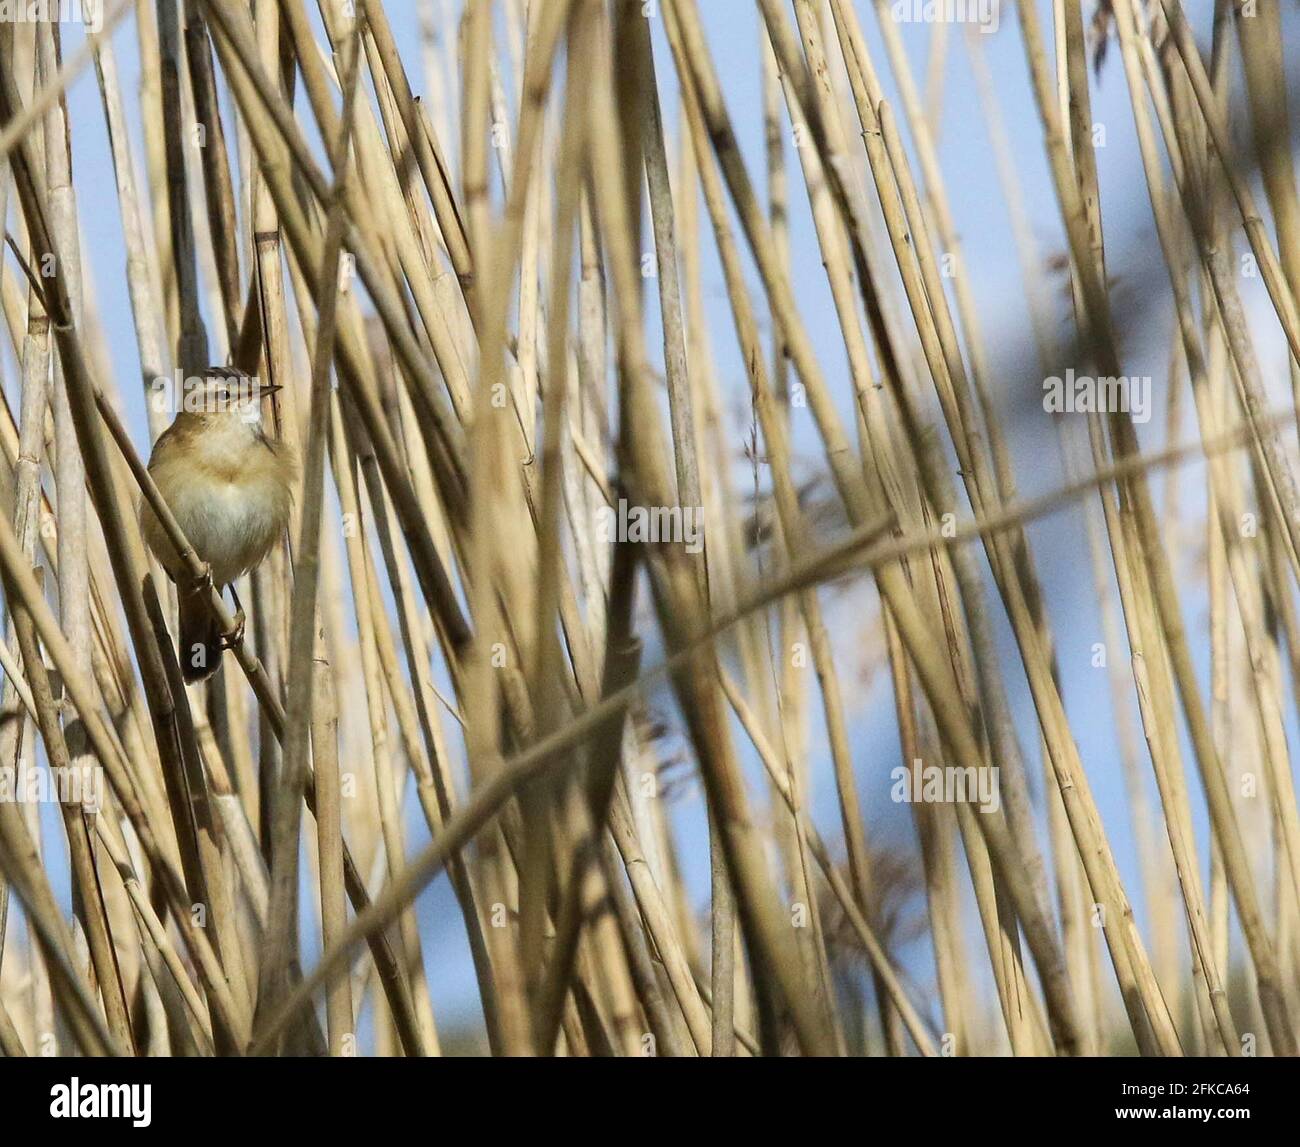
[140,367,296,682]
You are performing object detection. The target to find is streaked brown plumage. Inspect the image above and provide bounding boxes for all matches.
[140,368,296,682]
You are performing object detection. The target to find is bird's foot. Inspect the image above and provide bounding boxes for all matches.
[219,609,246,650]
[183,563,215,599]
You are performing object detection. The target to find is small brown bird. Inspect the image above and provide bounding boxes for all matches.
[140,367,296,682]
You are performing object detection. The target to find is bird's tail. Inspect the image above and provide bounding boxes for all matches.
[178,590,221,683]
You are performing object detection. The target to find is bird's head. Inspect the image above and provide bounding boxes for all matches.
[177,367,282,425]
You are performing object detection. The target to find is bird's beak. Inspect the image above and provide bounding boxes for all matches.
[259,383,284,397]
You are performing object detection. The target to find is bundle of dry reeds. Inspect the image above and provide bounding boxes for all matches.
[0,0,1297,1058]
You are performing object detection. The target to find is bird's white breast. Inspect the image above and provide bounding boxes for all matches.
[159,418,291,585]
